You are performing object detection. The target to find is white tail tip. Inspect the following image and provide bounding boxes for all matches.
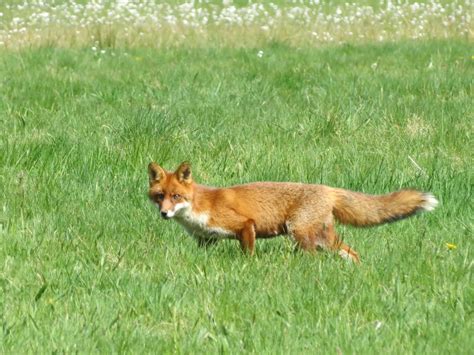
[422,193,438,212]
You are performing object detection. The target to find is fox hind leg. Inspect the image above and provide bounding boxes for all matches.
[337,243,360,263]
[287,206,333,254]
[288,225,319,252]
[322,223,360,263]
[289,221,359,262]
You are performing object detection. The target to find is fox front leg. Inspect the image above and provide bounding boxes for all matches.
[239,220,256,256]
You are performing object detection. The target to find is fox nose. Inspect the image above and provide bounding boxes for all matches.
[161,211,170,219]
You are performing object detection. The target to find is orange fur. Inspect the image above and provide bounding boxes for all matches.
[148,162,438,262]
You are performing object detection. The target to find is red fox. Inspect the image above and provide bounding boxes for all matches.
[148,162,438,262]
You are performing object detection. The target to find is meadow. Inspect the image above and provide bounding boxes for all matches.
[1,1,473,353]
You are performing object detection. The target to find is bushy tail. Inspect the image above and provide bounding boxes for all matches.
[332,188,438,227]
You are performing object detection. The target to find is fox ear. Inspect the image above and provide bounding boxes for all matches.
[148,162,166,185]
[176,161,192,184]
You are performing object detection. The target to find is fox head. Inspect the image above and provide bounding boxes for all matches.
[148,161,194,219]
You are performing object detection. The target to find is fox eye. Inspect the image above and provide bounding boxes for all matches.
[172,194,181,201]
[155,193,164,201]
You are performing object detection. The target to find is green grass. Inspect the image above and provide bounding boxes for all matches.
[1,40,473,353]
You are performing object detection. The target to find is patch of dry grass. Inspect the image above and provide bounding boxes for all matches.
[0,1,472,49]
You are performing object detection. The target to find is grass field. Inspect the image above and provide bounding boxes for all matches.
[1,1,473,353]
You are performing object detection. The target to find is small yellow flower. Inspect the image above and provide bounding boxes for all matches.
[446,243,457,250]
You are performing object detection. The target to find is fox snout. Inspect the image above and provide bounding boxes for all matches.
[159,200,176,219]
[160,210,171,220]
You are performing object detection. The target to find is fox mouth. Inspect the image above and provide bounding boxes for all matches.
[156,201,190,220]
